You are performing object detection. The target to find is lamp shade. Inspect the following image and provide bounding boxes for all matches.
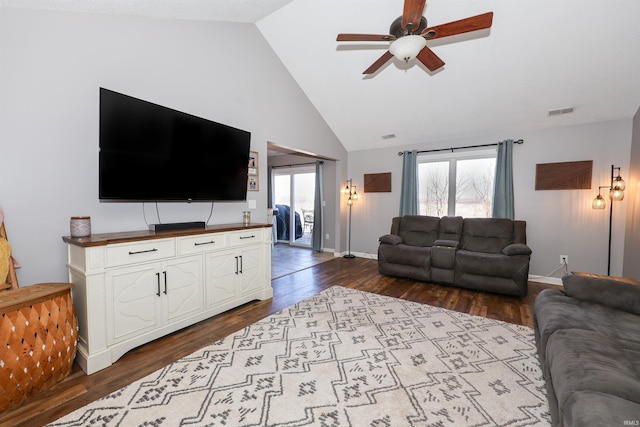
[351,187,359,201]
[592,194,606,209]
[612,175,626,192]
[610,187,624,201]
[389,35,426,63]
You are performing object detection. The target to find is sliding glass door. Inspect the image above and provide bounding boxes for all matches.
[273,166,315,247]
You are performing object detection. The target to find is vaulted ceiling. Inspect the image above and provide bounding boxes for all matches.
[4,0,640,152]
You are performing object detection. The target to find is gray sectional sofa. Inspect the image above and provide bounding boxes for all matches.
[534,272,640,426]
[377,215,532,296]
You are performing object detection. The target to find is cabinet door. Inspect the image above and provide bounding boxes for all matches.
[164,256,204,325]
[106,263,162,345]
[204,250,239,309]
[239,246,263,296]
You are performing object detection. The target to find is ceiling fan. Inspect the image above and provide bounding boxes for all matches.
[336,0,493,74]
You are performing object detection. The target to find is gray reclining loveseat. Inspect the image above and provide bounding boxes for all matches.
[378,215,532,296]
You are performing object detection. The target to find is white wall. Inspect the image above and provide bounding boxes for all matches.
[624,107,640,280]
[0,7,347,286]
[516,121,631,278]
[347,119,632,278]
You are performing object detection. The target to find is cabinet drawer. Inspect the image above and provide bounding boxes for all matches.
[106,239,175,267]
[228,229,264,247]
[178,233,227,255]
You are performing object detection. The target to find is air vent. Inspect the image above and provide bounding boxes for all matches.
[548,107,575,116]
[382,134,396,140]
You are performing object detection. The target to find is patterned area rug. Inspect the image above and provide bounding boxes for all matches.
[49,286,550,426]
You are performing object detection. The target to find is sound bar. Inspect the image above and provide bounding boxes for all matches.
[149,221,206,232]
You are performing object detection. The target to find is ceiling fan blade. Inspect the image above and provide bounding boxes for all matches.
[337,33,396,42]
[416,46,445,71]
[363,50,394,75]
[421,12,493,39]
[402,0,427,32]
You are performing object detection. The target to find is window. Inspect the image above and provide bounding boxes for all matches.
[418,149,497,218]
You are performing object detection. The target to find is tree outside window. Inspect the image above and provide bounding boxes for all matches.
[418,150,496,218]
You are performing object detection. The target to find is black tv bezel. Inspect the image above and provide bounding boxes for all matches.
[98,88,251,202]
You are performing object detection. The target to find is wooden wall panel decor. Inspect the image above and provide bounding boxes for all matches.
[364,172,392,192]
[535,160,593,190]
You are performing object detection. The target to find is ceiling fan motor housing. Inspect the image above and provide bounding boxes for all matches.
[390,15,428,38]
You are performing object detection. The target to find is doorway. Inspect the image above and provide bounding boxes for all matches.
[273,166,315,248]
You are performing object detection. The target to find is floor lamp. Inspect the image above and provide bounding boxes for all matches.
[341,179,359,259]
[592,164,625,276]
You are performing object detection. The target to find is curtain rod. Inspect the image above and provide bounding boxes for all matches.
[397,139,524,156]
[271,161,323,169]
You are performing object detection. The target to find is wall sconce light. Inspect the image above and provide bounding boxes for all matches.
[592,165,625,275]
[343,179,358,259]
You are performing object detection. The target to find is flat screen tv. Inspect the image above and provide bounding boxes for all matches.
[99,88,251,201]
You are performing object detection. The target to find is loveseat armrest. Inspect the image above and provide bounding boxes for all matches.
[379,234,403,245]
[563,272,640,315]
[502,243,532,256]
[434,239,459,248]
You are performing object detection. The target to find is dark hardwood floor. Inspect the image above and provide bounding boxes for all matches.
[271,243,334,279]
[0,257,553,427]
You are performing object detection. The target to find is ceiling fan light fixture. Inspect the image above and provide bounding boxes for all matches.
[389,35,426,63]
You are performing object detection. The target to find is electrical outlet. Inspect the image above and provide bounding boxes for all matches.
[560,255,569,265]
[325,233,330,240]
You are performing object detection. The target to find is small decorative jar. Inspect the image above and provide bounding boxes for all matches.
[70,216,91,237]
[242,211,251,225]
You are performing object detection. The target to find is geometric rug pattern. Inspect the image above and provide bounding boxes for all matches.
[49,286,551,426]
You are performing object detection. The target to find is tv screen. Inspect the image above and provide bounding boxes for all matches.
[99,88,250,201]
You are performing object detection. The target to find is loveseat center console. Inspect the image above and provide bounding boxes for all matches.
[63,223,272,375]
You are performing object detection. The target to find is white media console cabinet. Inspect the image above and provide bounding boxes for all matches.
[63,223,273,375]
